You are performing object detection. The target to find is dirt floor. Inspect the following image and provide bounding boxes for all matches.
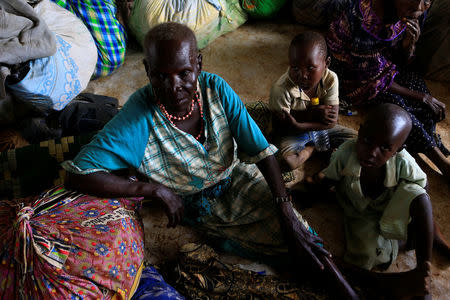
[85,20,450,299]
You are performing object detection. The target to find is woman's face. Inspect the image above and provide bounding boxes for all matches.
[144,39,201,112]
[394,0,428,20]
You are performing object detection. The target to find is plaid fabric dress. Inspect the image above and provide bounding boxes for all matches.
[64,72,314,258]
[51,0,126,78]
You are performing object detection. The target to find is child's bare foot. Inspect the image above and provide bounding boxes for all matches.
[433,222,450,258]
[376,261,431,299]
[285,146,315,169]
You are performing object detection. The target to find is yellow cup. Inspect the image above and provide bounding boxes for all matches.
[311,97,319,106]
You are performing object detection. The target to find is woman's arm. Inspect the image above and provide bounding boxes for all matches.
[65,171,184,228]
[256,155,330,270]
[256,155,359,299]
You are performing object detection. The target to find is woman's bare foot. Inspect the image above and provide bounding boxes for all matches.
[376,261,431,299]
[285,146,315,170]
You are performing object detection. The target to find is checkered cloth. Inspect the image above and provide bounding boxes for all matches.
[50,0,126,78]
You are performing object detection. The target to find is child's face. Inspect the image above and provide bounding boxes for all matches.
[288,42,329,91]
[356,123,406,169]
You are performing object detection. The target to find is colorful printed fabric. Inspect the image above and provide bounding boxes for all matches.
[131,266,184,300]
[63,72,277,196]
[327,0,406,105]
[50,0,126,78]
[0,186,145,299]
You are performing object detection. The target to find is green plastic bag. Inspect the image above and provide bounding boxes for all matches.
[241,0,286,18]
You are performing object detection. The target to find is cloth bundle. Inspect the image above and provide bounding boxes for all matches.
[50,0,125,78]
[0,186,145,299]
[6,0,97,114]
[241,0,286,18]
[127,0,247,49]
[0,0,56,101]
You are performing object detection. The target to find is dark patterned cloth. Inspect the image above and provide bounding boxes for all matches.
[373,70,449,155]
[0,133,95,199]
[326,0,424,105]
[326,0,448,155]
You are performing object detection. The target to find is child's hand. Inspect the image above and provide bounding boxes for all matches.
[278,110,297,126]
[311,105,337,125]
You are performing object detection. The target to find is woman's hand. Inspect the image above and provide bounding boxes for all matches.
[279,202,331,271]
[401,18,420,57]
[152,185,184,228]
[422,94,446,122]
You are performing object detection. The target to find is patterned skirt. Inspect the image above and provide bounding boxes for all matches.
[374,70,449,155]
[182,162,316,262]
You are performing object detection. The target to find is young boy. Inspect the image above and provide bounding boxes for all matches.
[311,103,433,299]
[269,31,356,171]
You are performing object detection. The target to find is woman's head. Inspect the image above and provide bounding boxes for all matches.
[143,23,202,112]
[393,0,429,20]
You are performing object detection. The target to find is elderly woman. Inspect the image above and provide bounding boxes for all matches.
[327,0,449,179]
[63,22,357,298]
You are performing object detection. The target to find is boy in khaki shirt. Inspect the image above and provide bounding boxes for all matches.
[269,31,356,170]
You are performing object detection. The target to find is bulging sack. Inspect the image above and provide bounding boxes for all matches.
[7,0,97,113]
[128,0,247,49]
[0,186,144,299]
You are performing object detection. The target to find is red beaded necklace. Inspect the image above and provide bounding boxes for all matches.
[157,92,204,141]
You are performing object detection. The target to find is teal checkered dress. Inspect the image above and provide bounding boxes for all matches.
[63,72,314,258]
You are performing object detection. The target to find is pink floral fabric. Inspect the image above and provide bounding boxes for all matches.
[0,186,145,299]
